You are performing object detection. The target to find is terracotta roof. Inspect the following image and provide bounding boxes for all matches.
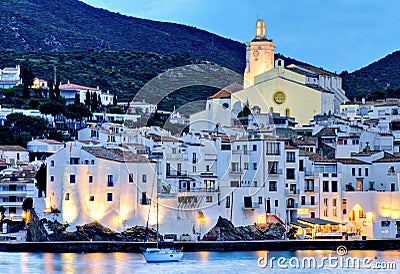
[59,83,99,91]
[208,83,242,99]
[77,140,100,145]
[351,150,381,156]
[82,147,151,163]
[299,150,335,162]
[373,157,400,163]
[336,158,369,164]
[36,139,63,145]
[315,128,336,137]
[0,145,28,152]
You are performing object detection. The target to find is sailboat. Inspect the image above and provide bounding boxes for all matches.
[142,162,183,263]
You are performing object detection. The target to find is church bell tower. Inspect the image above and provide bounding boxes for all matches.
[243,19,275,88]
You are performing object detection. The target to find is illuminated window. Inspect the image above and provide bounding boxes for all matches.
[206,196,212,203]
[323,198,328,217]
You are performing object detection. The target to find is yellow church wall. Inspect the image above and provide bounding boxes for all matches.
[232,77,325,126]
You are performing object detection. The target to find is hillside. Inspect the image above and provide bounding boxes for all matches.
[0,0,245,72]
[342,51,400,99]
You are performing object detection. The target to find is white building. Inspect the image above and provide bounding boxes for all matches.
[46,142,157,231]
[0,145,29,166]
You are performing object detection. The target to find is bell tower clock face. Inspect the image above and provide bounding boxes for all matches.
[253,50,259,57]
[273,91,286,104]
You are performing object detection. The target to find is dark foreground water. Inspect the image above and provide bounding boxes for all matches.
[0,250,399,273]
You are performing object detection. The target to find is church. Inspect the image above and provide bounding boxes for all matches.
[190,19,349,130]
[233,19,349,126]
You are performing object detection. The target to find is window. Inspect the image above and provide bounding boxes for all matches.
[91,160,95,165]
[253,144,257,151]
[266,142,280,155]
[268,161,279,174]
[332,198,337,217]
[172,148,177,154]
[166,163,171,176]
[193,166,196,173]
[301,196,305,205]
[230,181,239,187]
[107,193,113,202]
[177,163,181,175]
[286,168,295,180]
[206,196,212,203]
[352,168,355,176]
[65,193,70,201]
[286,152,295,162]
[141,192,148,205]
[50,176,54,182]
[269,181,277,191]
[89,196,95,201]
[231,162,239,172]
[192,153,197,164]
[107,175,113,187]
[254,181,258,187]
[365,168,369,176]
[310,196,315,205]
[275,200,279,207]
[331,181,338,192]
[70,174,75,184]
[258,196,263,204]
[323,198,328,217]
[253,163,257,170]
[221,144,231,150]
[244,162,249,170]
[226,196,231,208]
[310,212,316,218]
[342,199,347,214]
[243,146,248,155]
[50,160,55,167]
[323,181,329,192]
[285,108,290,117]
[89,176,93,183]
[358,168,362,176]
[299,160,304,172]
[129,173,134,183]
[142,174,147,183]
[206,165,210,172]
[9,207,16,214]
[305,179,314,192]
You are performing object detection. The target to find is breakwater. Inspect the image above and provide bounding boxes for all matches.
[1,239,400,253]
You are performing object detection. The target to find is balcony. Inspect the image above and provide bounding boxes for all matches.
[232,149,242,154]
[140,198,150,205]
[268,169,283,176]
[304,189,316,193]
[285,189,300,195]
[286,202,298,209]
[166,170,188,178]
[229,169,243,175]
[243,202,260,210]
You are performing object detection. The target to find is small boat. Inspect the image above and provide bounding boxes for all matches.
[142,243,183,263]
[142,173,183,263]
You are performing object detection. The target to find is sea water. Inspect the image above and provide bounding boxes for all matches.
[0,250,399,273]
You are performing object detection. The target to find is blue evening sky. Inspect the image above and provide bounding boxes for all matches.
[81,0,399,73]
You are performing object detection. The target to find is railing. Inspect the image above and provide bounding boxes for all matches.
[285,189,300,195]
[286,202,298,209]
[269,169,283,175]
[229,169,243,174]
[140,198,150,205]
[243,202,260,209]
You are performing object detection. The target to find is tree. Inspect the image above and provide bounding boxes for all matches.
[91,92,98,112]
[39,98,66,117]
[65,103,92,120]
[20,64,35,99]
[85,91,91,106]
[29,98,40,109]
[54,75,61,98]
[237,105,251,118]
[48,81,55,100]
[74,92,80,105]
[113,91,118,106]
[22,198,34,211]
[35,163,47,198]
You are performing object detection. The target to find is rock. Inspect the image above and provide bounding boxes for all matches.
[204,216,286,241]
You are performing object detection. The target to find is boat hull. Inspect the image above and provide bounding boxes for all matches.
[143,248,183,263]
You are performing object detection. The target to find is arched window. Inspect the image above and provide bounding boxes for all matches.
[285,108,290,117]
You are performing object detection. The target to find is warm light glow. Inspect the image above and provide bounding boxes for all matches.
[391,210,400,219]
[256,214,266,224]
[198,216,206,224]
[366,212,374,220]
[62,204,79,224]
[297,208,309,215]
[381,208,391,218]
[9,213,14,219]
